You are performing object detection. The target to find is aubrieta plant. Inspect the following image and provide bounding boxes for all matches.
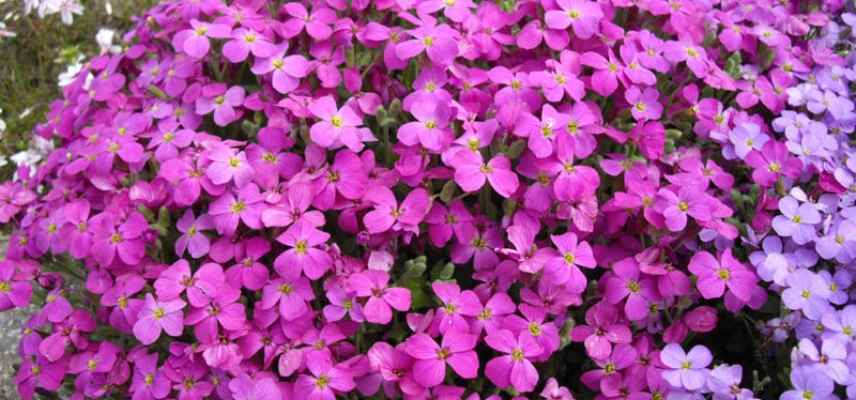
[0,0,854,399]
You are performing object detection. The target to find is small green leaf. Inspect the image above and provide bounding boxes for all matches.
[440,180,457,203]
[431,262,455,281]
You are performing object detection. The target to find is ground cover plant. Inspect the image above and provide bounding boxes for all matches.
[0,0,854,399]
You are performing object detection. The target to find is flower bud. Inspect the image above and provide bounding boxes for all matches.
[684,306,718,333]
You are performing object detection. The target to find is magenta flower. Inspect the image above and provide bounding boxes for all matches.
[404,330,479,387]
[274,221,332,280]
[625,86,663,121]
[294,355,355,399]
[154,260,224,307]
[417,0,475,22]
[195,85,245,126]
[280,3,336,40]
[471,292,516,334]
[175,210,213,259]
[209,184,264,236]
[545,232,596,286]
[484,329,541,393]
[398,100,452,152]
[174,19,232,59]
[432,281,481,333]
[229,374,281,400]
[663,41,709,78]
[452,152,519,198]
[350,270,411,324]
[260,268,314,321]
[185,287,246,343]
[602,257,657,321]
[133,293,185,345]
[688,249,756,303]
[0,261,32,311]
[545,0,603,39]
[396,18,459,66]
[581,50,623,96]
[129,352,170,400]
[16,356,66,396]
[226,237,271,290]
[363,187,430,234]
[745,141,802,187]
[309,95,368,152]
[90,212,148,267]
[655,187,712,232]
[222,28,275,63]
[261,182,324,228]
[251,45,309,94]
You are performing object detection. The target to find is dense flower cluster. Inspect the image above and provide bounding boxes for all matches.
[0,0,853,398]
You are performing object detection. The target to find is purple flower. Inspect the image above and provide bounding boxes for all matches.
[350,270,411,324]
[175,210,213,259]
[544,0,603,39]
[782,269,831,320]
[274,221,332,280]
[294,355,355,399]
[251,45,309,94]
[404,330,479,387]
[660,343,712,391]
[781,367,834,400]
[484,329,541,393]
[772,196,821,245]
[129,352,170,400]
[625,86,663,121]
[729,123,769,159]
[309,95,368,152]
[229,374,281,400]
[174,19,232,59]
[196,85,245,126]
[0,261,32,311]
[396,18,459,66]
[90,212,148,267]
[222,28,275,63]
[133,293,185,345]
[452,152,519,198]
[398,100,452,152]
[363,187,430,234]
[209,184,264,236]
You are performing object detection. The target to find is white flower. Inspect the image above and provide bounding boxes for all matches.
[96,28,120,54]
[46,0,83,25]
[10,150,42,167]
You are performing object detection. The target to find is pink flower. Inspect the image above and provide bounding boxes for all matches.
[154,260,225,307]
[350,270,411,324]
[175,210,213,259]
[90,212,148,267]
[625,86,663,121]
[175,19,232,59]
[0,261,32,311]
[206,145,255,188]
[745,141,802,187]
[452,152,519,198]
[404,330,479,387]
[309,95,368,152]
[229,374,281,400]
[209,184,264,236]
[274,221,332,280]
[663,41,709,78]
[226,237,271,290]
[545,232,596,285]
[363,187,430,234]
[196,85,245,127]
[133,293,185,345]
[688,249,757,302]
[280,3,336,40]
[602,257,657,321]
[294,355,355,399]
[251,45,309,94]
[396,18,459,66]
[484,329,542,393]
[544,0,604,39]
[222,28,275,63]
[398,100,453,152]
[260,268,314,321]
[581,50,623,96]
[432,281,482,333]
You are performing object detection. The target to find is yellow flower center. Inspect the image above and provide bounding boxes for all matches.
[331,115,343,128]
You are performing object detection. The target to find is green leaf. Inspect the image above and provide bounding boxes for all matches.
[440,180,457,203]
[725,52,742,79]
[430,262,455,281]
